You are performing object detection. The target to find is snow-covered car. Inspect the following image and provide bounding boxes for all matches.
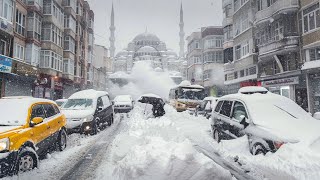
[55,99,67,107]
[191,96,218,119]
[113,95,134,113]
[0,97,67,177]
[61,90,114,135]
[211,91,320,155]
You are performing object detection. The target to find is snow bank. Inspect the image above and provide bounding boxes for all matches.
[95,106,233,180]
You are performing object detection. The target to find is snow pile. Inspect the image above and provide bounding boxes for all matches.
[95,106,233,180]
[108,61,176,100]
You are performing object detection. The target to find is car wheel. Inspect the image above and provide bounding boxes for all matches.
[15,148,38,174]
[57,129,67,151]
[212,128,221,143]
[252,143,267,155]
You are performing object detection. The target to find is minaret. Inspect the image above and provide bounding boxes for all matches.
[179,2,185,58]
[109,3,115,58]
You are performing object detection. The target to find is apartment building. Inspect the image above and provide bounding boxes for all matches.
[300,0,320,113]
[254,0,307,110]
[93,44,109,90]
[186,26,224,96]
[223,0,259,94]
[0,0,95,99]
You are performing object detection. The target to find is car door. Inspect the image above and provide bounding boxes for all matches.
[29,104,48,154]
[102,95,113,120]
[43,103,62,138]
[230,101,248,138]
[217,100,235,139]
[95,97,105,121]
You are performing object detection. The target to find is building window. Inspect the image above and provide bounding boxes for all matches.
[306,47,320,61]
[1,0,14,23]
[242,41,249,57]
[0,40,7,55]
[64,36,75,53]
[235,45,241,60]
[42,23,63,47]
[27,12,41,41]
[240,70,245,77]
[303,3,320,33]
[64,15,76,32]
[14,43,24,60]
[27,0,43,7]
[224,25,233,41]
[15,10,26,36]
[249,66,257,75]
[40,50,62,71]
[26,44,40,66]
[204,37,224,49]
[43,0,64,25]
[63,0,76,11]
[234,71,238,79]
[63,58,74,75]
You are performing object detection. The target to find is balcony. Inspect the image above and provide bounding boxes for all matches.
[224,62,234,73]
[0,17,13,35]
[223,39,233,49]
[258,36,299,57]
[255,0,299,25]
[222,17,233,27]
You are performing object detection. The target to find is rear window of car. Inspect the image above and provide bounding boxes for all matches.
[214,101,223,112]
[220,101,233,117]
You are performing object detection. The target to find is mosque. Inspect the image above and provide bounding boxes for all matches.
[108,3,186,75]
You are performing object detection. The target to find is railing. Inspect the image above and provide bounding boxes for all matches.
[255,0,299,25]
[258,36,299,56]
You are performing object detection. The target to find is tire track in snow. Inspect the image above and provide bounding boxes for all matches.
[60,115,124,180]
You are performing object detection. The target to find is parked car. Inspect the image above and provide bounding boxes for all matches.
[113,95,134,113]
[0,96,67,177]
[193,96,218,119]
[55,99,67,107]
[61,89,114,135]
[211,87,320,155]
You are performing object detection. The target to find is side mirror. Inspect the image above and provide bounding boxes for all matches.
[239,115,249,128]
[30,117,44,127]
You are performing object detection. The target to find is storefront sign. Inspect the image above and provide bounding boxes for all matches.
[0,55,12,73]
[263,77,299,87]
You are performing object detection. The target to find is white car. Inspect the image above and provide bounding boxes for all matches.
[55,99,67,107]
[61,89,114,135]
[113,95,134,113]
[211,87,320,155]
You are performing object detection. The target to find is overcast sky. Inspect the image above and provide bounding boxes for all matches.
[87,0,222,54]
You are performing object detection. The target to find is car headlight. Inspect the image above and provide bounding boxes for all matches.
[82,115,94,122]
[0,138,9,151]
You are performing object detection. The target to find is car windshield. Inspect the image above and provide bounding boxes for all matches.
[62,99,94,110]
[178,88,205,100]
[114,95,131,102]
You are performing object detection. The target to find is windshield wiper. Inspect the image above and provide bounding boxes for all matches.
[274,105,297,119]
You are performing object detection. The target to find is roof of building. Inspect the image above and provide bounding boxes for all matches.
[133,32,160,42]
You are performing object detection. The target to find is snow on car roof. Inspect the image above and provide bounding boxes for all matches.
[69,89,108,99]
[139,93,162,99]
[0,97,55,126]
[220,92,320,143]
[238,86,268,94]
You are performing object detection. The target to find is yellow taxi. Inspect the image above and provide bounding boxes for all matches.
[0,97,67,177]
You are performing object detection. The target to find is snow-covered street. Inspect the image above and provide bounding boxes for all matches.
[5,104,320,180]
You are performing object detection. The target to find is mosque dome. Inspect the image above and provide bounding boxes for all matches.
[133,32,160,42]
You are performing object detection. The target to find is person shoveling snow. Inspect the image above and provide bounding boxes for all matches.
[137,93,166,118]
